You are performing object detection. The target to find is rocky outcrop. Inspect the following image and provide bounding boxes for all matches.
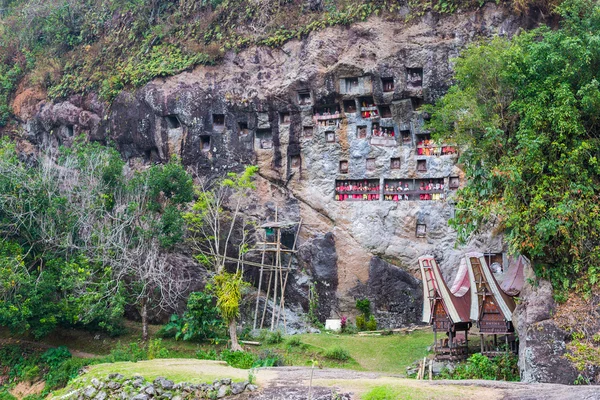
[349,257,422,328]
[513,265,579,384]
[13,5,535,333]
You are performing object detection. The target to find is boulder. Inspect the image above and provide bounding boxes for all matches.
[513,269,579,384]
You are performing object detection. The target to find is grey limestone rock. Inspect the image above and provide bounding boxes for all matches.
[83,386,97,399]
[216,385,229,398]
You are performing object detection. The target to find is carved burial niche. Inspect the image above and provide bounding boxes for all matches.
[290,154,301,169]
[298,90,312,105]
[406,67,423,88]
[280,112,291,125]
[335,179,380,202]
[390,158,400,170]
[416,223,427,238]
[303,126,314,138]
[200,135,210,152]
[379,105,392,118]
[417,159,427,172]
[366,158,376,171]
[382,77,395,92]
[326,131,336,143]
[449,176,460,189]
[401,130,412,145]
[256,129,273,149]
[344,77,359,93]
[357,125,367,139]
[339,160,349,174]
[238,122,249,136]
[165,115,181,129]
[343,100,357,113]
[213,114,225,131]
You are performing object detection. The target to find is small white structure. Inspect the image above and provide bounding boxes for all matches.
[325,319,342,332]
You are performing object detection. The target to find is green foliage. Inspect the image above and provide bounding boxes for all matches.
[307,281,320,326]
[355,298,371,317]
[147,338,169,360]
[263,330,284,345]
[439,353,519,381]
[323,345,350,361]
[286,336,302,347]
[43,357,91,391]
[0,391,17,400]
[209,271,250,324]
[253,349,284,367]
[356,315,366,331]
[163,291,223,341]
[196,348,219,360]
[41,346,71,368]
[565,332,600,378]
[365,315,377,331]
[426,0,600,298]
[220,349,256,369]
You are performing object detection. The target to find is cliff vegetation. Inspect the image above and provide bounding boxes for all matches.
[0,0,558,128]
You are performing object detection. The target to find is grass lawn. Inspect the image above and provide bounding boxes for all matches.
[1,322,434,375]
[294,330,433,373]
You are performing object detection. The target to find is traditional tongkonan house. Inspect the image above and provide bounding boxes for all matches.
[465,252,526,355]
[419,255,472,360]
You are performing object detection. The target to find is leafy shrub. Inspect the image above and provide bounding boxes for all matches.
[323,346,350,361]
[253,349,284,367]
[0,391,17,400]
[162,291,223,341]
[44,357,92,391]
[365,315,377,331]
[196,349,219,360]
[220,350,257,369]
[362,386,398,400]
[41,346,71,368]
[263,330,283,345]
[22,365,40,382]
[147,338,169,360]
[440,353,519,381]
[356,299,371,317]
[104,342,147,363]
[356,315,366,331]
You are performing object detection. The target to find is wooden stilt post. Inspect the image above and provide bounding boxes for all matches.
[252,249,267,330]
[270,223,281,331]
[480,334,484,354]
[276,219,302,332]
[260,270,273,330]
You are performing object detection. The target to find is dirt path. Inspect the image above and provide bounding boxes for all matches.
[0,338,98,359]
[246,366,600,400]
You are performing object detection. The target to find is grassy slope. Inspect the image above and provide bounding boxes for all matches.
[296,331,432,372]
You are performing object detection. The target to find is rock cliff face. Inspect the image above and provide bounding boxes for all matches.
[512,265,579,384]
[15,5,533,327]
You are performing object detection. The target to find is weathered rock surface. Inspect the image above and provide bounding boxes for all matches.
[513,265,579,384]
[14,6,536,334]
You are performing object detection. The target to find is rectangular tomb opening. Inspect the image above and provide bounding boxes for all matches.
[335,179,380,202]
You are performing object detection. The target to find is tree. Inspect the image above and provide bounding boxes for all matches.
[185,165,258,351]
[0,138,195,338]
[425,0,600,300]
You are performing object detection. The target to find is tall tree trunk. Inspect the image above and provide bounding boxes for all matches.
[229,318,243,351]
[141,297,149,342]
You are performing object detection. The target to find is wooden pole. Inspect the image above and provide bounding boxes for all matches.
[480,334,484,354]
[428,358,433,380]
[270,211,280,331]
[260,270,273,330]
[252,248,267,330]
[276,219,303,331]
